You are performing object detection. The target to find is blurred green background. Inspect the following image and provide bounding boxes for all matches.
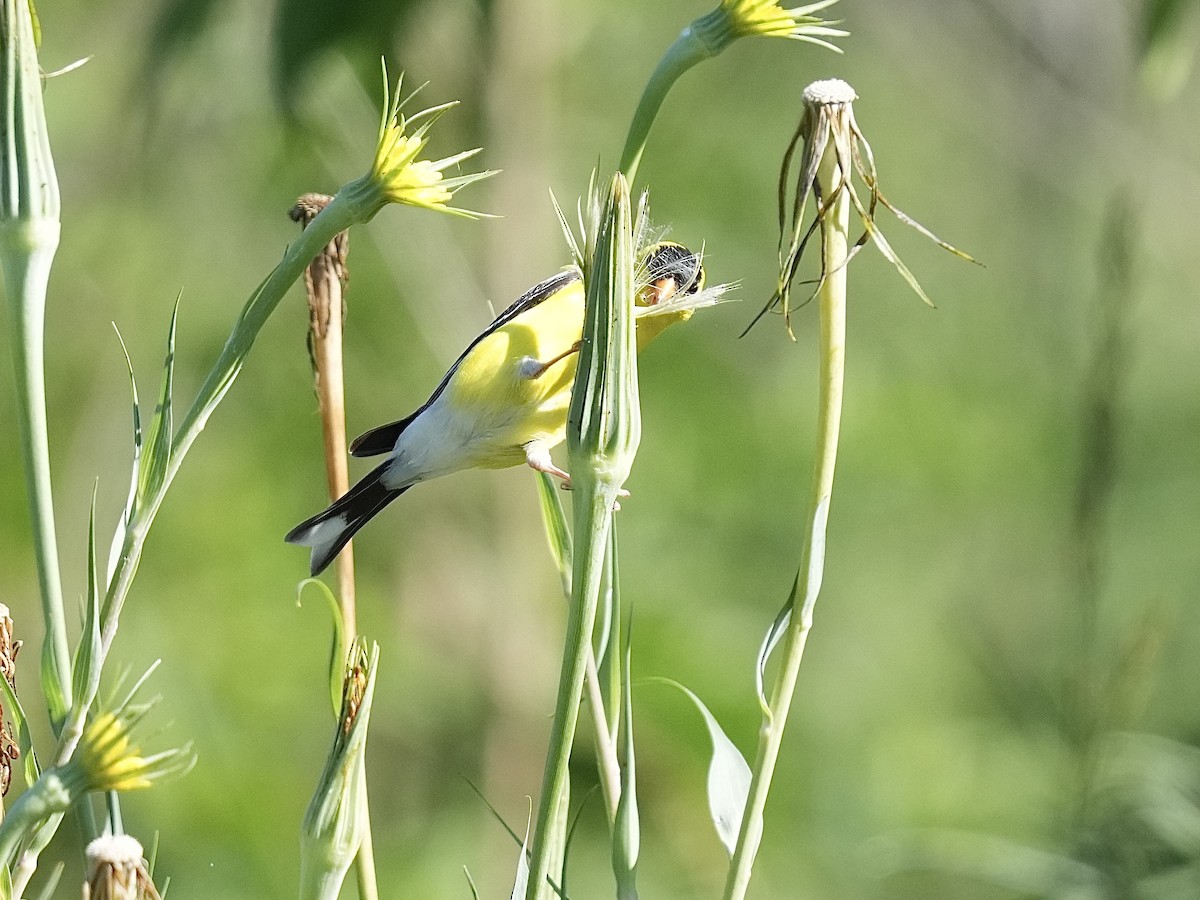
[1,0,1198,897]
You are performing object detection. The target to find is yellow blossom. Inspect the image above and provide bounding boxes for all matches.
[366,74,497,218]
[74,709,194,794]
[718,0,845,43]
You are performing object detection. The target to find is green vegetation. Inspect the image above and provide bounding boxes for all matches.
[0,0,1197,897]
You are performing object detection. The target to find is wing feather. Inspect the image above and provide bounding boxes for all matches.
[348,268,581,458]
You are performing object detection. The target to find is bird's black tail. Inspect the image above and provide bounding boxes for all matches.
[285,461,410,576]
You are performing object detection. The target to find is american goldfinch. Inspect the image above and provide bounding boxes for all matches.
[286,242,712,576]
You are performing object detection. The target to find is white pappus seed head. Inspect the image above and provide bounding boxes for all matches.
[803,78,857,106]
[86,834,145,868]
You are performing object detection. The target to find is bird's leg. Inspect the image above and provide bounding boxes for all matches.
[518,341,582,380]
[525,442,571,487]
[525,442,631,504]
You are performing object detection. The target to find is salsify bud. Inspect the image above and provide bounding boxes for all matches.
[300,639,379,900]
[0,0,61,231]
[566,173,641,495]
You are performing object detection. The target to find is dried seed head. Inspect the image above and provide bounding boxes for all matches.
[746,79,978,337]
[290,193,349,342]
[84,834,161,900]
[802,78,857,106]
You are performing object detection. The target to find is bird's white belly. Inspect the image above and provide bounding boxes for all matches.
[380,392,526,488]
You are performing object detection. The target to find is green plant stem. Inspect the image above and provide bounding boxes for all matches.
[0,222,72,723]
[528,173,637,899]
[354,796,379,900]
[535,473,622,824]
[618,29,710,185]
[723,152,849,900]
[49,178,382,772]
[0,774,69,870]
[585,647,621,824]
[527,478,618,900]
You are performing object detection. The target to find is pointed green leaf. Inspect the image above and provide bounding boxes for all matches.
[297,578,348,719]
[758,495,830,712]
[755,603,791,717]
[112,326,142,534]
[71,485,102,712]
[612,614,639,898]
[462,776,524,849]
[652,678,751,856]
[29,861,62,900]
[509,805,531,900]
[39,640,67,729]
[109,324,142,578]
[535,472,572,596]
[560,784,599,899]
[137,300,179,509]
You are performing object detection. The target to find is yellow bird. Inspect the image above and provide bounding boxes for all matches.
[286,242,711,575]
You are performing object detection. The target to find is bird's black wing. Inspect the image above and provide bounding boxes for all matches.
[349,268,581,457]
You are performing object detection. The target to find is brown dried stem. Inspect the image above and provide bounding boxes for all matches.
[289,194,357,636]
[290,195,378,900]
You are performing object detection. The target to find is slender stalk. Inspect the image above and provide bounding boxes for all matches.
[355,795,379,900]
[96,184,374,657]
[618,28,709,185]
[535,473,622,823]
[41,181,377,777]
[1,229,72,718]
[527,480,619,900]
[723,143,849,900]
[585,646,621,823]
[291,193,378,900]
[1,0,73,722]
[527,174,638,900]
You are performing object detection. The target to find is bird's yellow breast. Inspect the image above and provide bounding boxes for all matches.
[444,281,585,465]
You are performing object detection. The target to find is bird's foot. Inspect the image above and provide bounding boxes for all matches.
[525,442,571,487]
[524,442,629,508]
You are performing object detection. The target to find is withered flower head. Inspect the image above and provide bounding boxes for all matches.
[750,78,978,338]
